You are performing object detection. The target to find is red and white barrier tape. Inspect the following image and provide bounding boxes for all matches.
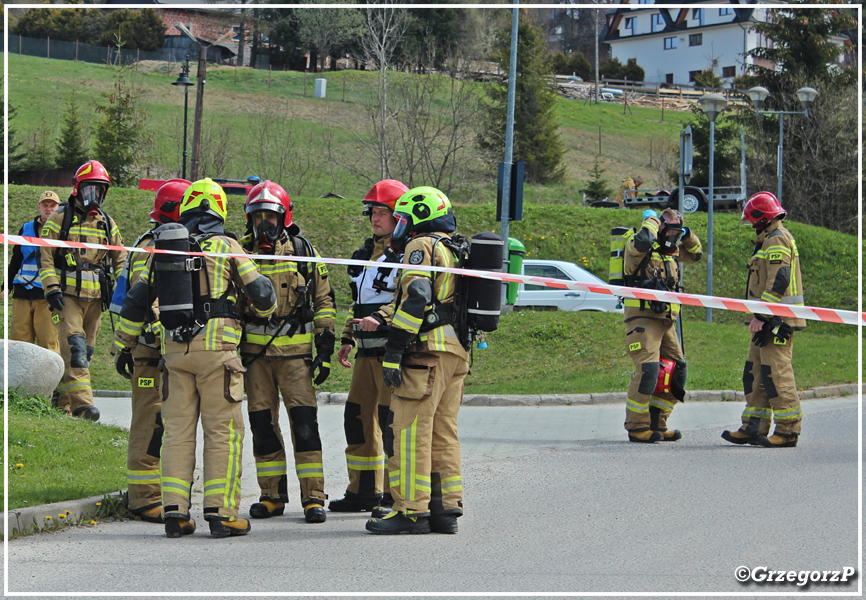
[3,233,862,326]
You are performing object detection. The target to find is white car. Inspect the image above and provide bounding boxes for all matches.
[513,259,622,313]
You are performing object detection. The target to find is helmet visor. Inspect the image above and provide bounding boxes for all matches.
[80,183,107,207]
[391,213,412,250]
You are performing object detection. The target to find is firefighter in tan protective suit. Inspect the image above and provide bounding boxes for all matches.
[114,178,276,538]
[622,208,702,443]
[111,179,190,524]
[39,160,127,421]
[365,186,469,535]
[330,179,408,517]
[615,175,642,207]
[238,180,337,524]
[722,192,805,448]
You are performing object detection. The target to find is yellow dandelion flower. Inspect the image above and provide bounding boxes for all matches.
[58,514,66,519]
[65,510,72,515]
[15,463,23,468]
[96,502,102,506]
[45,516,52,520]
[541,236,546,240]
[90,520,97,526]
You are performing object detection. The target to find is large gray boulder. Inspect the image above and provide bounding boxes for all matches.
[1,340,64,398]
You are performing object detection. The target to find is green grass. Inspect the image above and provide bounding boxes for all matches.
[5,392,128,510]
[6,52,690,198]
[467,310,857,395]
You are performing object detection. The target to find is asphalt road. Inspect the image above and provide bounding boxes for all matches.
[4,396,861,598]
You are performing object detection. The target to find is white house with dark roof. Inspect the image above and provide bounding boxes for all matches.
[604,2,775,86]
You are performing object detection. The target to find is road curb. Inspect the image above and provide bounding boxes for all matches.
[3,491,125,540]
[95,383,863,407]
[314,383,862,407]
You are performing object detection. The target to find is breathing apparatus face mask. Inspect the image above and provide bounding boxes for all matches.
[252,210,283,251]
[659,226,684,254]
[79,183,107,212]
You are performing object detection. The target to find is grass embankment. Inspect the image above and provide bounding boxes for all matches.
[3,183,859,396]
[6,53,686,198]
[5,393,128,510]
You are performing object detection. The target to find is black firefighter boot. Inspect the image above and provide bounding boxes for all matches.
[371,492,394,519]
[721,417,762,446]
[649,406,682,442]
[366,510,430,535]
[755,431,798,448]
[165,515,196,538]
[329,490,382,513]
[428,473,459,534]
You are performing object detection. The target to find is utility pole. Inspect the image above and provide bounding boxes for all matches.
[500,0,519,279]
[191,42,206,181]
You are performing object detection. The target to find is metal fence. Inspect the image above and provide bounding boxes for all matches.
[7,34,270,70]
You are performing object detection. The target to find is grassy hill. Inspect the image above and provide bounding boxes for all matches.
[6,53,686,199]
[2,184,858,395]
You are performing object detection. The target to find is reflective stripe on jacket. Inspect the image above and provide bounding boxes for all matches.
[239,235,336,359]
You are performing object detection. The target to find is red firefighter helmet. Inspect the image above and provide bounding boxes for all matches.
[362,179,409,214]
[741,192,786,231]
[71,160,111,209]
[245,180,293,227]
[655,358,676,394]
[150,179,190,224]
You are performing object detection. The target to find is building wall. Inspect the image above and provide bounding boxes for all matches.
[157,8,236,42]
[609,6,770,86]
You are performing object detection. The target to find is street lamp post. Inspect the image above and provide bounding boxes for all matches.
[697,93,727,323]
[174,23,235,181]
[746,86,819,204]
[171,61,194,180]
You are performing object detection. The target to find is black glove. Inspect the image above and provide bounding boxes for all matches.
[46,289,65,311]
[752,316,783,347]
[382,351,403,388]
[115,350,135,379]
[310,330,336,385]
[773,321,793,343]
[310,355,331,385]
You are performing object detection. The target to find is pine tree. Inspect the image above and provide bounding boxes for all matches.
[92,64,146,187]
[584,157,612,203]
[56,94,90,169]
[479,10,565,185]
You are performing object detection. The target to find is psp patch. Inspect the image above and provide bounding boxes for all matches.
[409,250,424,264]
[629,342,642,352]
[137,377,155,388]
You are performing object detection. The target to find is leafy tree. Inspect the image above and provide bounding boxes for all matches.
[550,51,591,80]
[479,10,565,185]
[584,157,612,203]
[674,104,740,190]
[743,5,857,90]
[4,92,28,176]
[600,57,644,82]
[736,5,857,233]
[98,8,165,51]
[55,94,90,169]
[399,8,458,72]
[692,69,721,90]
[92,65,147,187]
[296,2,364,72]
[21,118,56,172]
